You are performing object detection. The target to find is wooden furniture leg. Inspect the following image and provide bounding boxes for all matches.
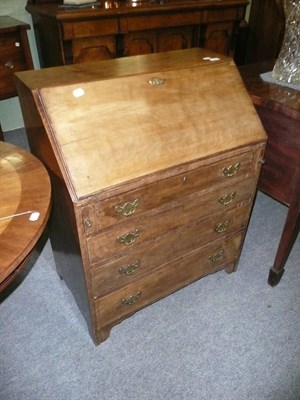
[268,190,300,287]
[0,124,4,141]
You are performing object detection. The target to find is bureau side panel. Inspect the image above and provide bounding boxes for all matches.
[15,77,94,340]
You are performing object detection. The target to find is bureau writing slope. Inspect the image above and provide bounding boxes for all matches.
[15,48,266,345]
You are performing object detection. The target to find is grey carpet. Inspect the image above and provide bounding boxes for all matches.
[1,129,299,400]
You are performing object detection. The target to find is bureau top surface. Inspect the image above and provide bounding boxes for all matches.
[18,49,266,200]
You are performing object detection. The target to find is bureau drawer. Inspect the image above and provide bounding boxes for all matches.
[83,149,259,233]
[87,176,257,263]
[91,203,251,297]
[94,233,243,328]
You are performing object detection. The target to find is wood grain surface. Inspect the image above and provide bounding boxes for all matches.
[0,142,51,289]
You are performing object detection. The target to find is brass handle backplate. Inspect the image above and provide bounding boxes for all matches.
[5,61,14,70]
[119,260,140,276]
[209,249,225,263]
[218,192,236,206]
[223,162,241,177]
[117,229,140,246]
[214,220,230,233]
[148,77,165,86]
[121,291,142,305]
[114,198,140,217]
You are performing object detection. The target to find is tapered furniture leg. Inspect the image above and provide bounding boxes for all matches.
[268,194,300,287]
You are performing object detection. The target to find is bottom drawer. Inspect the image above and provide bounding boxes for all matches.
[94,233,243,328]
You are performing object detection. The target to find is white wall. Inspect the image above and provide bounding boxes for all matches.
[0,0,40,131]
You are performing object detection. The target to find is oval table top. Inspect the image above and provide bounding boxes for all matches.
[0,141,51,291]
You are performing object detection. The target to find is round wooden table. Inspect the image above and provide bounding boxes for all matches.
[0,141,51,291]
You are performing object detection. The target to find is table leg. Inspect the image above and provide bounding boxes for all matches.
[0,124,4,141]
[268,194,300,287]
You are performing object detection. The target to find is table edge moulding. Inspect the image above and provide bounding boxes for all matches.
[0,142,51,292]
[15,48,267,345]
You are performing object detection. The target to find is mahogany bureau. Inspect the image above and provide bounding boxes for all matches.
[15,48,266,345]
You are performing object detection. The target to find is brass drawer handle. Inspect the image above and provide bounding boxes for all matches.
[223,162,241,177]
[214,220,230,233]
[114,198,140,217]
[117,229,140,246]
[5,61,14,70]
[148,77,165,86]
[218,192,236,206]
[209,249,225,263]
[119,260,140,276]
[121,291,142,305]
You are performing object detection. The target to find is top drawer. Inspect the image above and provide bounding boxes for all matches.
[62,19,119,40]
[81,149,261,234]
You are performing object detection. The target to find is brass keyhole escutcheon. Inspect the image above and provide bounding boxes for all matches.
[84,218,92,228]
[148,77,165,86]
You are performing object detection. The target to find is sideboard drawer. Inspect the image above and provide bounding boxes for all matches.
[122,12,202,32]
[63,19,118,40]
[202,8,239,23]
[95,233,243,328]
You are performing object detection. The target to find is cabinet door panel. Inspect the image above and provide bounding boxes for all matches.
[158,26,196,52]
[72,36,116,63]
[203,22,234,55]
[122,31,156,56]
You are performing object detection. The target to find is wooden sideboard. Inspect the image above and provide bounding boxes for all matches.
[15,48,266,344]
[239,61,300,286]
[26,0,248,67]
[0,16,33,100]
[245,0,285,64]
